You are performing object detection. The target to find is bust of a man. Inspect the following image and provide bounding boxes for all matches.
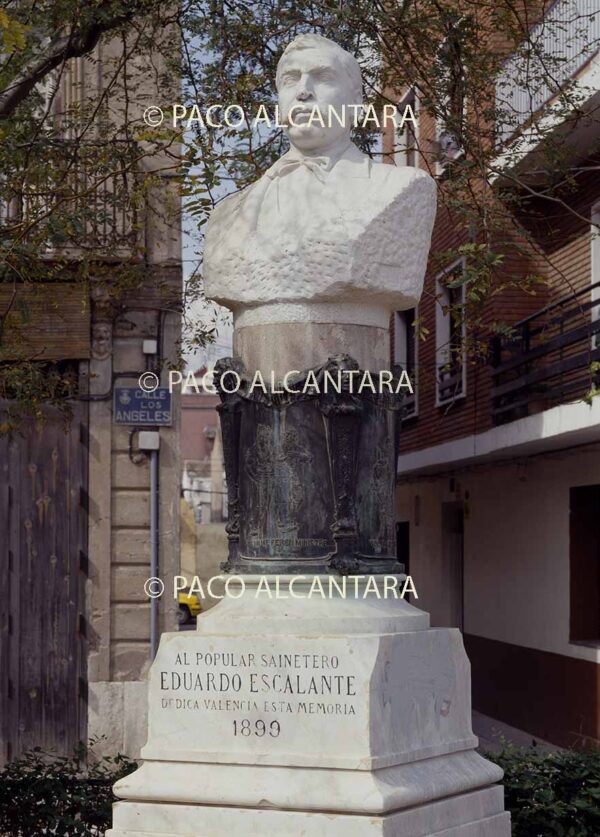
[204,33,436,335]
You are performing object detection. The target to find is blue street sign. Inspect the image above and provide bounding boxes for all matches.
[113,386,172,426]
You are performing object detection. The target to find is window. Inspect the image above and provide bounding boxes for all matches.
[591,201,600,350]
[570,485,600,644]
[394,307,418,416]
[395,521,412,600]
[48,58,84,139]
[394,88,419,168]
[434,24,467,176]
[436,259,466,405]
[435,129,464,176]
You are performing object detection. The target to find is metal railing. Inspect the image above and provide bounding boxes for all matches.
[489,281,600,424]
[0,140,142,257]
[496,0,600,143]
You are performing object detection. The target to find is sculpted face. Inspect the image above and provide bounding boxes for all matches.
[277,45,358,155]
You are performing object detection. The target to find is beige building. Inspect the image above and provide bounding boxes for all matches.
[0,32,181,762]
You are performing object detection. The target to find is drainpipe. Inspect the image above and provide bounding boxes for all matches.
[149,446,159,659]
[139,431,160,659]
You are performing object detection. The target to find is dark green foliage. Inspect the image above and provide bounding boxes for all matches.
[0,744,137,836]
[2,743,600,835]
[487,745,600,837]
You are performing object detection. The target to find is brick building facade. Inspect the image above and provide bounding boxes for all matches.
[391,0,600,749]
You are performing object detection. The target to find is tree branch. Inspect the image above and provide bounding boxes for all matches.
[0,2,154,118]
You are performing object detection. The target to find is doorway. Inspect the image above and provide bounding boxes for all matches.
[442,502,464,630]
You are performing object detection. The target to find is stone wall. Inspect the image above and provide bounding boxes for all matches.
[87,270,181,758]
[81,26,182,757]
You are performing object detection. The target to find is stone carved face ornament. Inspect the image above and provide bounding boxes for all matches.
[91,322,112,360]
[276,34,363,155]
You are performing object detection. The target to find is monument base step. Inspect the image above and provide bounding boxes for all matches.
[107,785,510,836]
[107,588,510,837]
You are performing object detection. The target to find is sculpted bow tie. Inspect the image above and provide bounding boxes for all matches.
[267,155,330,183]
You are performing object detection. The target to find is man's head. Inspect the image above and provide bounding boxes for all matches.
[276,34,363,154]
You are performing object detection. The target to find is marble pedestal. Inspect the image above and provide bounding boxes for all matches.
[108,578,510,836]
[232,304,391,377]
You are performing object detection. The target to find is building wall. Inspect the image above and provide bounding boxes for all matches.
[84,31,182,757]
[397,223,547,454]
[87,273,181,758]
[389,98,553,454]
[388,1,600,753]
[391,92,600,459]
[397,163,600,455]
[520,164,600,301]
[397,445,600,748]
[181,391,220,462]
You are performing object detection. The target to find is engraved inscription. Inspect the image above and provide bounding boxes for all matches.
[157,649,358,725]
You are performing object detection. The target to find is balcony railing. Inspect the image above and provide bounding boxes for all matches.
[489,281,600,424]
[496,0,600,143]
[0,140,142,258]
[401,377,417,418]
[437,358,465,405]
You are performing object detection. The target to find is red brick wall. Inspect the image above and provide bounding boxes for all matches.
[396,154,600,454]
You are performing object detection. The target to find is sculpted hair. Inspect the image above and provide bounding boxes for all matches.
[276,34,363,103]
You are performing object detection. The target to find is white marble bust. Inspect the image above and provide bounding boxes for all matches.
[203,34,436,331]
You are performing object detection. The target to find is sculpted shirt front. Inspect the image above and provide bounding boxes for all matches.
[203,141,437,313]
